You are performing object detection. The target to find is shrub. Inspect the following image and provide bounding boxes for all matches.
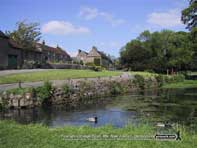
[155,74,165,87]
[22,60,41,69]
[6,88,30,95]
[94,58,101,66]
[173,74,185,82]
[110,82,123,95]
[62,84,71,95]
[133,74,145,89]
[36,81,52,105]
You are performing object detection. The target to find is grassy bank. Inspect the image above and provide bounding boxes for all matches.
[0,121,196,148]
[163,80,197,89]
[130,71,157,78]
[0,70,122,84]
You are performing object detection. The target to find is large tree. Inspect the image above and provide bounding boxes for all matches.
[120,30,193,72]
[181,0,197,30]
[6,21,41,50]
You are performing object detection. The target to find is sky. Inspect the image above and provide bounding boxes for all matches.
[0,0,189,57]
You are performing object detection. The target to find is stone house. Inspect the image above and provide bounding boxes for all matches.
[36,41,71,63]
[0,31,71,69]
[76,46,112,67]
[0,31,24,69]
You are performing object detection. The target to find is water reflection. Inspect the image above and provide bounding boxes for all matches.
[0,88,197,129]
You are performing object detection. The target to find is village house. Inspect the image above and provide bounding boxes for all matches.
[76,46,112,68]
[0,31,71,69]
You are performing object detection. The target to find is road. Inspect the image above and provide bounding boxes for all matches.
[0,72,133,91]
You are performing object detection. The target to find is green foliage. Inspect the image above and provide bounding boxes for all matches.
[163,80,197,89]
[94,58,101,66]
[36,81,52,104]
[86,62,104,71]
[156,74,185,88]
[6,21,41,50]
[120,30,194,72]
[62,84,71,95]
[181,0,197,30]
[6,88,31,95]
[133,74,145,89]
[110,82,123,95]
[120,40,151,71]
[22,60,41,69]
[155,75,165,87]
[173,74,185,82]
[0,96,8,111]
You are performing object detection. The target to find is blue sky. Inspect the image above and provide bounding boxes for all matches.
[0,0,188,57]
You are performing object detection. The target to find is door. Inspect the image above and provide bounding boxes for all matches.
[8,55,17,69]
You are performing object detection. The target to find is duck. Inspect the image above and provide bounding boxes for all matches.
[86,117,97,123]
[156,122,172,128]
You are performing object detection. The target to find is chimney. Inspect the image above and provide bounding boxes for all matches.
[42,40,45,45]
[78,49,81,53]
[92,46,97,51]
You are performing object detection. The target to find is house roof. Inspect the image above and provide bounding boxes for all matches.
[78,49,88,55]
[37,43,71,58]
[88,47,112,63]
[0,30,9,39]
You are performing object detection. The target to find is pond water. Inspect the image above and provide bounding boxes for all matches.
[1,88,197,130]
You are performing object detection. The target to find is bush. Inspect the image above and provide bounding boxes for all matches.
[62,84,71,95]
[155,75,165,87]
[22,60,41,69]
[133,74,145,89]
[110,82,123,95]
[36,81,52,105]
[6,88,30,95]
[173,74,185,82]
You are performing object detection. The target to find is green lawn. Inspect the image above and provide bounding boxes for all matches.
[129,71,158,78]
[0,70,122,84]
[0,121,196,148]
[163,80,197,89]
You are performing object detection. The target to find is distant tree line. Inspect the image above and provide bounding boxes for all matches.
[120,0,197,73]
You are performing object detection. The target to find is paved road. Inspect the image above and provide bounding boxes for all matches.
[0,72,133,91]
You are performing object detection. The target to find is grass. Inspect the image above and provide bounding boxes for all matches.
[0,70,122,84]
[129,71,157,78]
[0,121,196,148]
[163,80,197,89]
[5,87,31,95]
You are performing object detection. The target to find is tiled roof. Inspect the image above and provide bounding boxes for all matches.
[8,40,23,49]
[78,49,88,55]
[88,47,112,63]
[37,43,71,58]
[0,30,9,38]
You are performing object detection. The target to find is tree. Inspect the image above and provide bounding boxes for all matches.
[181,0,197,30]
[120,40,151,71]
[6,21,41,50]
[120,30,194,73]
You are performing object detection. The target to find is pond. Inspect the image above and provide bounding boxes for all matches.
[0,88,197,130]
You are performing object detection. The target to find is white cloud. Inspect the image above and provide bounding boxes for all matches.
[147,9,183,27]
[42,21,91,35]
[79,6,125,26]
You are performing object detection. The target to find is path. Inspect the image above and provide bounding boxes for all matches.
[0,72,133,91]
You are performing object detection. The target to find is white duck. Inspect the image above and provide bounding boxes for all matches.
[86,117,97,123]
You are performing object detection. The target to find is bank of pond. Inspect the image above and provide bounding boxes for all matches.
[0,74,197,147]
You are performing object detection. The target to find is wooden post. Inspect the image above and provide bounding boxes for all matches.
[18,81,22,88]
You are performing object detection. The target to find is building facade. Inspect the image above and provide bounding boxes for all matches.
[0,31,71,69]
[76,46,112,68]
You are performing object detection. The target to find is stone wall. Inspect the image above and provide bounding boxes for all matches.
[0,76,158,109]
